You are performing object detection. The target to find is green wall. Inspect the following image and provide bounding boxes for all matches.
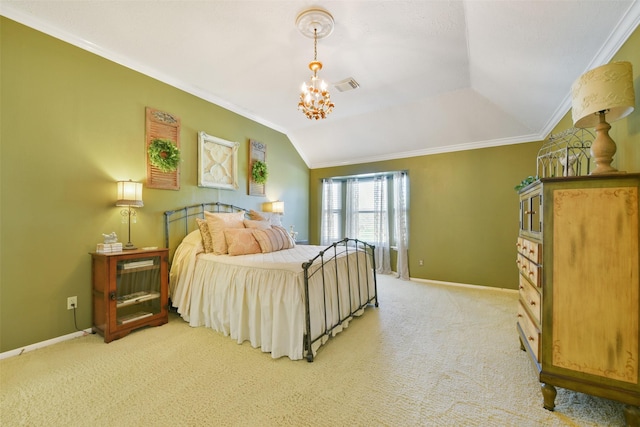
[310,142,542,289]
[0,18,309,352]
[310,25,640,290]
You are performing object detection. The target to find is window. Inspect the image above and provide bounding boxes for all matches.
[321,172,409,277]
[320,179,342,245]
[349,178,387,244]
[321,172,408,246]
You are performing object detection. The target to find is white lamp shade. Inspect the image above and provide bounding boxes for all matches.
[571,61,635,128]
[262,200,284,214]
[116,180,144,207]
[271,201,285,214]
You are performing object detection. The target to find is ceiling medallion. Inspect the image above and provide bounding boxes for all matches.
[296,8,335,120]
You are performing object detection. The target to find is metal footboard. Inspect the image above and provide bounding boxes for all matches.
[302,238,379,362]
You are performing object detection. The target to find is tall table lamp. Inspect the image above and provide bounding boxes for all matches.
[571,61,635,175]
[116,180,143,250]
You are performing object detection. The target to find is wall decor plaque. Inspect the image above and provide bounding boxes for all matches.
[249,140,267,196]
[198,131,240,190]
[145,107,180,190]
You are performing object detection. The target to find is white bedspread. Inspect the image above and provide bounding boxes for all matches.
[169,236,375,360]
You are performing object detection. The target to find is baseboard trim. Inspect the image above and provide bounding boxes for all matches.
[410,277,518,294]
[0,328,93,360]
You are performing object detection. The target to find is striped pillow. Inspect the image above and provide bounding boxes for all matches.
[273,225,295,248]
[252,226,294,253]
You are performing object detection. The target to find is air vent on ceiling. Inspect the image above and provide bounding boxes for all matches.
[334,77,360,92]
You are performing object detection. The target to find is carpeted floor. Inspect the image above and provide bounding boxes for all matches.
[0,274,627,426]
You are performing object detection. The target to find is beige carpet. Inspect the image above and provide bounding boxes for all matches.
[0,275,627,426]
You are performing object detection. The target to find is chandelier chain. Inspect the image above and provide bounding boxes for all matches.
[314,28,318,64]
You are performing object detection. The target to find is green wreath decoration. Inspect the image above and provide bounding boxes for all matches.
[148,138,181,173]
[252,160,268,184]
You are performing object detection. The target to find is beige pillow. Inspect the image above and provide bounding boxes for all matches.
[223,228,262,256]
[252,226,293,253]
[243,219,271,229]
[248,210,283,227]
[204,210,246,255]
[248,209,266,221]
[195,218,214,253]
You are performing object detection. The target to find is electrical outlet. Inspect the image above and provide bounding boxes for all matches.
[67,296,77,310]
[419,259,424,266]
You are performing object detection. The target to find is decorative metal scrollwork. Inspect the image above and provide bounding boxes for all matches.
[537,127,594,178]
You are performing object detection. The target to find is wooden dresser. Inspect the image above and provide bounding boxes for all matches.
[516,174,640,426]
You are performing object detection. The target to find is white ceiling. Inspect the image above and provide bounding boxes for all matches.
[2,1,639,168]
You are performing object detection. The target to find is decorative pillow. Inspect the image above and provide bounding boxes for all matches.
[243,219,272,229]
[273,225,296,248]
[248,209,266,221]
[248,210,283,227]
[223,228,262,256]
[195,218,214,253]
[252,226,293,253]
[204,210,246,255]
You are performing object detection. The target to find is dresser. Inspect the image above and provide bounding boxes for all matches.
[516,174,640,426]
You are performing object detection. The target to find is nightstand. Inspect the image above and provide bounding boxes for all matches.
[90,248,168,342]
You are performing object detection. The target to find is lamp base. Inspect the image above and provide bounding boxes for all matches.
[589,112,622,175]
[123,242,137,250]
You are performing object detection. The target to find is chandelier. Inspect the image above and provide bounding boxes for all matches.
[296,8,335,120]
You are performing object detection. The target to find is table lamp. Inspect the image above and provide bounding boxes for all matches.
[571,61,635,174]
[116,180,143,250]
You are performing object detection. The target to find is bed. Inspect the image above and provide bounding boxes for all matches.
[164,202,378,361]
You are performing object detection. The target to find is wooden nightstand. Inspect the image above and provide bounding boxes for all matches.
[90,248,169,342]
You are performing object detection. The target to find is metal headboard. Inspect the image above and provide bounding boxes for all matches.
[163,202,246,261]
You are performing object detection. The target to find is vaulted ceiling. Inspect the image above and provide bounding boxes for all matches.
[3,1,639,168]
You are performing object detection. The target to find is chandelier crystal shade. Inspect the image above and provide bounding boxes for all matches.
[296,8,335,120]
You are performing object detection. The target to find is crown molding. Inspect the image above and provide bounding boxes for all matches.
[0,3,287,136]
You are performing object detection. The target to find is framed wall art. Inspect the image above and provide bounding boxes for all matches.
[198,131,240,190]
[146,107,181,190]
[248,139,267,196]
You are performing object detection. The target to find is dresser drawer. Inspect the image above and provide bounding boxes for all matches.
[525,239,541,264]
[516,254,541,287]
[519,274,541,325]
[517,237,542,264]
[518,301,540,362]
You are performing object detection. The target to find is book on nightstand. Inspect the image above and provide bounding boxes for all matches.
[117,311,153,325]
